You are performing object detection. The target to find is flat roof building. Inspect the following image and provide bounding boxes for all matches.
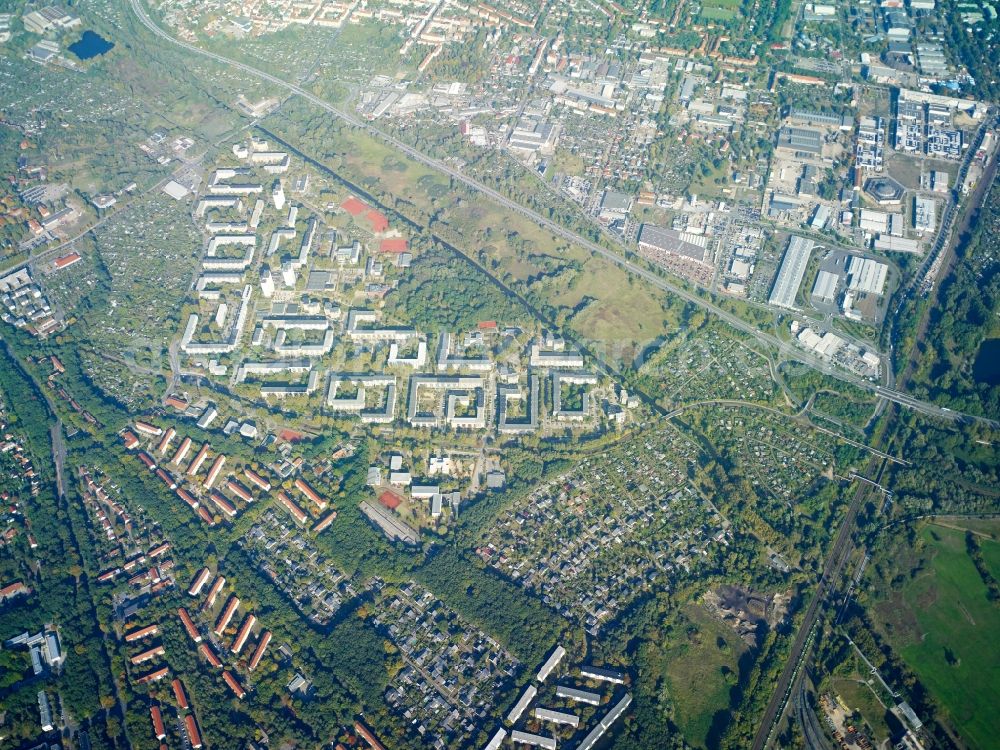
[580,664,626,684]
[510,730,557,750]
[556,684,602,705]
[913,196,937,233]
[775,126,823,156]
[637,224,709,265]
[864,176,905,205]
[507,684,538,724]
[768,236,815,310]
[498,375,540,434]
[846,256,888,295]
[537,645,567,682]
[534,706,580,728]
[577,693,633,750]
[483,728,507,750]
[811,270,839,304]
[873,235,921,253]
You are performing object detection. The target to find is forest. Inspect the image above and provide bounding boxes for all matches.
[907,180,1000,419]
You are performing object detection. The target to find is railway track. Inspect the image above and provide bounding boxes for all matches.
[751,449,890,750]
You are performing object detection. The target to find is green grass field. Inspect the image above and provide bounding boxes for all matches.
[830,676,892,744]
[699,7,739,20]
[699,0,741,20]
[876,522,1000,749]
[662,603,748,748]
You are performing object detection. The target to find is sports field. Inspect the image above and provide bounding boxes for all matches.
[875,521,1000,749]
[699,0,741,21]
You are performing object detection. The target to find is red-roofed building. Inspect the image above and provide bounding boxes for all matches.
[184,714,202,749]
[378,491,402,510]
[54,252,81,269]
[130,645,166,665]
[243,468,271,491]
[156,427,176,455]
[135,421,163,437]
[165,395,189,411]
[199,642,222,668]
[188,443,210,476]
[171,678,189,710]
[209,491,237,519]
[204,454,226,489]
[155,468,176,490]
[122,431,140,450]
[231,614,257,654]
[214,595,241,635]
[176,487,198,510]
[342,196,367,216]
[0,580,29,601]
[223,670,246,699]
[150,705,166,741]
[294,478,327,510]
[178,607,201,642]
[125,624,160,642]
[204,575,226,609]
[355,720,388,750]
[278,428,304,443]
[226,479,253,503]
[379,237,409,254]
[278,492,308,525]
[365,209,389,233]
[136,667,170,685]
[313,511,337,533]
[248,630,272,671]
[188,568,211,597]
[148,542,171,558]
[196,505,215,525]
[172,436,193,466]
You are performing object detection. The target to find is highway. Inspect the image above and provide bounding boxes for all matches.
[126,0,999,431]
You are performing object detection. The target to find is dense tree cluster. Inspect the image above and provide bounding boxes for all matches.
[908,181,1000,418]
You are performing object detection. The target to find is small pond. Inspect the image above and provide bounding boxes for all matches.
[68,31,114,60]
[973,339,1000,385]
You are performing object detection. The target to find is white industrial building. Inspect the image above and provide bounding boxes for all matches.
[846,256,888,295]
[913,196,937,233]
[768,236,815,310]
[811,270,839,304]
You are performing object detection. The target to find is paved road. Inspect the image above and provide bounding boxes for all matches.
[50,420,67,500]
[15,353,136,750]
[127,0,999,431]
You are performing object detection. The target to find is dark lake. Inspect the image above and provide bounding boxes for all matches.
[973,339,1000,385]
[68,31,114,60]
